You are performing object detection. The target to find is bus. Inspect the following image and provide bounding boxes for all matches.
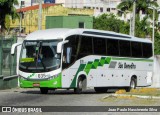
[11,28,153,94]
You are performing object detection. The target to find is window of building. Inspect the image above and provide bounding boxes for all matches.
[111,8,116,10]
[100,7,103,12]
[79,22,85,28]
[107,8,110,12]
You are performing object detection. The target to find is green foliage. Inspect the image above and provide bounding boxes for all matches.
[117,0,159,19]
[93,14,129,34]
[117,0,133,11]
[0,0,19,32]
[155,32,160,55]
[5,14,10,33]
[135,15,151,38]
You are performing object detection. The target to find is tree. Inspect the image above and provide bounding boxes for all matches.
[155,32,160,55]
[117,0,133,11]
[93,14,130,34]
[0,0,19,33]
[117,0,159,19]
[5,14,10,34]
[135,16,151,38]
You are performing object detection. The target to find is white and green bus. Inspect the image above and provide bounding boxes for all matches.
[11,28,153,94]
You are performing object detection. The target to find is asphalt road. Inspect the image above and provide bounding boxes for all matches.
[0,88,160,114]
[0,88,115,106]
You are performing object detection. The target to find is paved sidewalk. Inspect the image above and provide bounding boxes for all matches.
[103,94,160,99]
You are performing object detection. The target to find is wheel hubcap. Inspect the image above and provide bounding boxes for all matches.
[79,81,82,89]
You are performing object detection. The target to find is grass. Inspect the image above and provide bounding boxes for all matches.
[115,88,160,96]
[101,95,159,106]
[101,88,160,106]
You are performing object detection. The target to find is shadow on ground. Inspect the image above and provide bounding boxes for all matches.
[19,89,117,95]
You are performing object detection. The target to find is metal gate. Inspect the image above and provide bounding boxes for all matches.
[0,36,17,89]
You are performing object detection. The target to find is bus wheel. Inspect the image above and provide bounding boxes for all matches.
[40,88,48,94]
[74,77,83,94]
[126,78,136,92]
[94,87,108,93]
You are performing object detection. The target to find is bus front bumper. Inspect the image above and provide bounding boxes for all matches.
[19,78,62,88]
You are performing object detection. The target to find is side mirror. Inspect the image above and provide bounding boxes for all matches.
[57,40,68,53]
[11,42,22,56]
[66,47,72,63]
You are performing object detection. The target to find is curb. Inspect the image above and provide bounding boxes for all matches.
[103,94,160,99]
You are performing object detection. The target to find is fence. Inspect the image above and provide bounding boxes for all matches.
[0,35,18,89]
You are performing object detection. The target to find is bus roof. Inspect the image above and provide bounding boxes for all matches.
[25,28,152,43]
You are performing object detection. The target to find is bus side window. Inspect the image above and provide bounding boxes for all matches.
[142,43,152,58]
[131,42,142,58]
[107,39,119,56]
[93,37,106,55]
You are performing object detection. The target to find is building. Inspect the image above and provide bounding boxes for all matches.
[16,0,56,8]
[64,0,121,17]
[46,15,93,29]
[10,4,93,34]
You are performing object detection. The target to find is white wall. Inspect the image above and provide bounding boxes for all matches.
[151,55,160,87]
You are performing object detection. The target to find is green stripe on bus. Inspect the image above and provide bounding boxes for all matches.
[91,59,99,69]
[84,62,93,74]
[69,57,111,88]
[84,57,111,75]
[112,57,153,62]
[70,64,86,88]
[27,73,35,78]
[105,57,111,64]
[99,57,105,66]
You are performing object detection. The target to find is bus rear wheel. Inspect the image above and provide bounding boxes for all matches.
[94,87,108,93]
[126,78,136,92]
[40,88,48,94]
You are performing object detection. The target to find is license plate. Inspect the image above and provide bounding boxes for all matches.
[33,83,40,87]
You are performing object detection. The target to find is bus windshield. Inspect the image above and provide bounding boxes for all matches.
[19,40,62,73]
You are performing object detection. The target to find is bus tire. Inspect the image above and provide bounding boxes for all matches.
[126,78,136,92]
[94,87,108,93]
[40,88,48,94]
[74,77,83,94]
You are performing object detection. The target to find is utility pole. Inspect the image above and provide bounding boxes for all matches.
[19,5,22,36]
[130,14,132,35]
[152,8,155,56]
[148,6,160,56]
[132,0,136,36]
[38,0,42,30]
